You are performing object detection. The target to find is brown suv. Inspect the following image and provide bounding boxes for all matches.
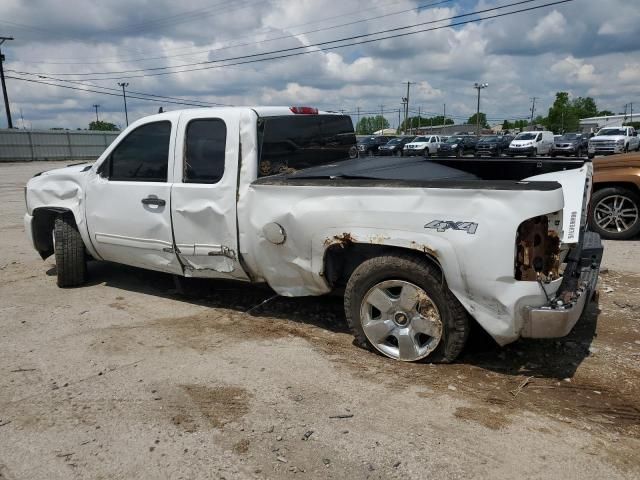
[590,152,640,240]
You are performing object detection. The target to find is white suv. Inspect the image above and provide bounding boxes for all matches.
[403,135,441,157]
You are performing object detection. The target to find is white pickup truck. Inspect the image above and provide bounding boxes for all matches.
[24,106,602,363]
[588,126,640,158]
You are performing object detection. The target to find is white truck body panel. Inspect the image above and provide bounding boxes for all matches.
[24,107,599,349]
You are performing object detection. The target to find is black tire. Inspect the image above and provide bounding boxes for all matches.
[576,147,583,157]
[423,148,430,159]
[344,253,470,363]
[588,152,595,159]
[455,149,461,158]
[589,187,640,240]
[529,148,537,158]
[624,144,629,153]
[54,215,87,287]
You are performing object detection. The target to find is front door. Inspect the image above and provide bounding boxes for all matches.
[170,112,249,280]
[85,120,182,274]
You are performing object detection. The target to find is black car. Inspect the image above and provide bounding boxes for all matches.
[437,136,478,157]
[377,137,415,156]
[357,136,395,156]
[549,133,589,157]
[475,135,513,156]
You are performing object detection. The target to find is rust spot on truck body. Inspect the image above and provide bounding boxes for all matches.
[410,241,438,259]
[324,232,355,248]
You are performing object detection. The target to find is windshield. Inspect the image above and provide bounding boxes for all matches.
[479,136,498,143]
[411,136,428,143]
[446,136,463,143]
[387,138,403,145]
[358,137,376,144]
[559,133,582,141]
[597,128,626,136]
[258,115,356,177]
[515,132,537,140]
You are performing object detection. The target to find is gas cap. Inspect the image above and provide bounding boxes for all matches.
[263,222,286,245]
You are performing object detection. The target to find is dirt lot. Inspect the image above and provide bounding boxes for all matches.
[1,161,639,480]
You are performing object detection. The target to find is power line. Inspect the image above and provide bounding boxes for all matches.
[12,0,571,79]
[20,0,455,67]
[5,75,228,108]
[15,0,449,65]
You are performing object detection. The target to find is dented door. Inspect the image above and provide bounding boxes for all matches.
[170,111,249,280]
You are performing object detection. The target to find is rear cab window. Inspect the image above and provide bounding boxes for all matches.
[257,115,356,177]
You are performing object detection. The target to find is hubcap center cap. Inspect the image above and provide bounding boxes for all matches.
[394,312,409,326]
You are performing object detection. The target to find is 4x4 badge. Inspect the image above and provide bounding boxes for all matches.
[425,220,478,234]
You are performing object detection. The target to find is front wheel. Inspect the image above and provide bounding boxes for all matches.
[344,254,470,363]
[589,187,640,240]
[54,215,87,287]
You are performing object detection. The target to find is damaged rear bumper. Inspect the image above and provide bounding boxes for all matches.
[522,231,603,338]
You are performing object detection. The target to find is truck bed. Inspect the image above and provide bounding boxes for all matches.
[254,156,586,191]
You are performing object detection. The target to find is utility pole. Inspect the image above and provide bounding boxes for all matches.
[118,82,129,126]
[400,98,407,133]
[0,36,14,129]
[398,108,401,131]
[402,81,415,137]
[474,83,488,136]
[418,106,421,134]
[379,105,384,133]
[93,104,100,123]
[631,102,634,124]
[442,104,446,132]
[356,106,360,131]
[529,97,538,124]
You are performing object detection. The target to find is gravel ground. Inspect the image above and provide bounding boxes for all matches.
[1,161,639,480]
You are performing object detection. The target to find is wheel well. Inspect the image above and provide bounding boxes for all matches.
[32,207,72,259]
[323,243,443,289]
[592,182,640,194]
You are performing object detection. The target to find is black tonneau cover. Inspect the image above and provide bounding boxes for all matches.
[253,156,585,191]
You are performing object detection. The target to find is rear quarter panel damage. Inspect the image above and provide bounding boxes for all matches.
[238,183,567,345]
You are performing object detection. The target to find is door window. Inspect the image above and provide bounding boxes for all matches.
[184,119,227,183]
[107,121,172,182]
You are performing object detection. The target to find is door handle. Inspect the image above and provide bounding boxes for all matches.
[141,197,166,206]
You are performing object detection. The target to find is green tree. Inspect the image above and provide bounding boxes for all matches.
[467,112,488,128]
[89,120,119,131]
[572,97,598,119]
[502,119,513,130]
[597,110,615,117]
[356,115,389,134]
[546,92,575,133]
[400,115,453,132]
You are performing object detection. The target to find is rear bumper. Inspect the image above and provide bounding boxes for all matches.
[522,231,603,338]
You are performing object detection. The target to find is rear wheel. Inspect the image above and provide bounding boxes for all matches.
[589,187,640,240]
[54,215,87,288]
[344,254,469,363]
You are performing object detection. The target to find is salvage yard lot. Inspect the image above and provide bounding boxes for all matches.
[1,161,640,479]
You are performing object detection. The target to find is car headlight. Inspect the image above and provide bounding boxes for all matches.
[616,139,625,145]
[451,144,458,148]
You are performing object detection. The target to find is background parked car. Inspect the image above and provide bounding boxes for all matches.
[404,135,441,157]
[475,135,513,156]
[590,151,640,240]
[508,131,554,157]
[357,136,395,156]
[437,135,477,157]
[378,136,415,156]
[550,132,589,157]
[588,126,640,158]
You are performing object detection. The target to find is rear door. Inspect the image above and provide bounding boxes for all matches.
[85,119,182,274]
[170,111,249,280]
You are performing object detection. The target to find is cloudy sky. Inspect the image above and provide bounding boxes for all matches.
[0,0,638,129]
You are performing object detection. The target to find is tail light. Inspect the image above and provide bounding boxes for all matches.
[290,106,319,115]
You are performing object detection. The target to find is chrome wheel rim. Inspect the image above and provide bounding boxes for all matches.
[360,280,443,361]
[594,195,639,234]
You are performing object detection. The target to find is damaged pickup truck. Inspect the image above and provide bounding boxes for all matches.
[24,106,603,363]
